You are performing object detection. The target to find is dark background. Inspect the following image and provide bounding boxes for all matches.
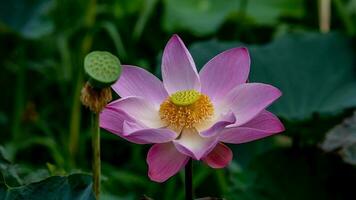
[0,0,356,199]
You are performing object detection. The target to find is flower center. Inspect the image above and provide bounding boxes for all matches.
[170,90,200,106]
[159,90,214,130]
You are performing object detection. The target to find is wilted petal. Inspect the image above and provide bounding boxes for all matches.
[219,110,284,144]
[173,128,217,160]
[202,143,232,168]
[223,83,281,126]
[147,143,189,182]
[200,47,250,102]
[112,65,168,105]
[162,35,201,94]
[107,97,164,128]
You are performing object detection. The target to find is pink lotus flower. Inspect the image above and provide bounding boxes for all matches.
[100,35,284,182]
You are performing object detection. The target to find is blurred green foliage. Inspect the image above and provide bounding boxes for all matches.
[0,0,356,199]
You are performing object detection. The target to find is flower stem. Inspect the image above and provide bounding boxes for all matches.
[92,112,101,199]
[185,159,193,200]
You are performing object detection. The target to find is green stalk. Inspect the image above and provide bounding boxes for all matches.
[68,0,97,165]
[68,72,82,165]
[215,170,228,195]
[11,48,26,141]
[92,112,101,199]
[12,63,25,141]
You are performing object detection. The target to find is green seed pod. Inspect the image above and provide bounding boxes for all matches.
[84,51,121,88]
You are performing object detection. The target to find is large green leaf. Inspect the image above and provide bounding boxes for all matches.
[249,33,356,120]
[0,152,93,199]
[227,148,356,200]
[162,0,304,36]
[246,0,304,25]
[162,0,239,36]
[0,152,22,187]
[0,0,54,39]
[188,32,356,121]
[0,173,94,200]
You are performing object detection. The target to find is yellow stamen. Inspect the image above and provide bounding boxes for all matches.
[159,90,214,129]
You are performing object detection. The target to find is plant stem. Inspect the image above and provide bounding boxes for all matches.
[68,0,96,166]
[92,113,101,199]
[185,159,193,200]
[68,72,82,165]
[12,62,25,141]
